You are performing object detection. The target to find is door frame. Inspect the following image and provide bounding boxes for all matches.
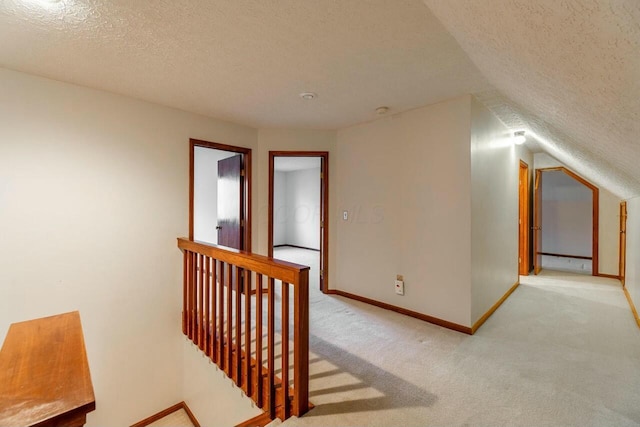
[518,161,530,275]
[534,169,542,274]
[620,201,627,286]
[268,151,329,293]
[535,167,599,276]
[189,138,252,252]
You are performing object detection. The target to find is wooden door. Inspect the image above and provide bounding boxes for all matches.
[533,169,542,274]
[518,161,530,275]
[217,155,243,250]
[620,201,627,285]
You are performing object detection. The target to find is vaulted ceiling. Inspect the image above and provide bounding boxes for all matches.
[424,0,640,199]
[1,0,638,198]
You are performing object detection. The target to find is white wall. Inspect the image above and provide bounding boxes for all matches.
[193,147,237,245]
[273,167,321,250]
[533,153,620,275]
[282,167,321,250]
[626,197,640,316]
[335,96,472,327]
[541,255,592,274]
[182,340,261,426]
[0,68,258,426]
[469,97,532,324]
[541,171,592,257]
[273,170,287,246]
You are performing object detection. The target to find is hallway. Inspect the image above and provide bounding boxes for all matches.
[274,248,640,426]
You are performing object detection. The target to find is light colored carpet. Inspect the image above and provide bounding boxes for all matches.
[146,408,195,427]
[273,247,640,427]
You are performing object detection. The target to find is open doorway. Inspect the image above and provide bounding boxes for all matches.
[189,139,252,251]
[268,151,329,293]
[533,167,599,276]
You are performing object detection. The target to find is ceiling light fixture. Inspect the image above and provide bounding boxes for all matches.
[375,106,389,115]
[300,92,317,100]
[513,130,526,145]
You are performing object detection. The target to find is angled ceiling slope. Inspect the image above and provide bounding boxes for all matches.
[424,0,640,199]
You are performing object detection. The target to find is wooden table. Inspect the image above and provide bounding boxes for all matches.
[0,311,96,427]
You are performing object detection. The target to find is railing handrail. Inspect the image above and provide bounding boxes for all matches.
[177,238,310,285]
[178,237,310,420]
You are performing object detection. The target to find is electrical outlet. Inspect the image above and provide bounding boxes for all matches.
[395,279,404,295]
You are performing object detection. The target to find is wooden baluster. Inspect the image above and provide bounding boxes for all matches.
[199,254,205,350]
[267,277,275,417]
[218,262,225,371]
[189,253,197,342]
[194,254,198,346]
[176,238,311,420]
[255,274,263,407]
[182,250,188,335]
[226,263,233,377]
[244,270,252,396]
[204,256,210,356]
[235,267,243,386]
[292,270,309,417]
[211,258,217,362]
[281,281,290,420]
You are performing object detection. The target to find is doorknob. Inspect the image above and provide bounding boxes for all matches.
[216,226,222,230]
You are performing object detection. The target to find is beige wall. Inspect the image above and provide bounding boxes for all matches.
[470,98,532,323]
[533,153,620,275]
[599,190,621,275]
[335,96,473,327]
[625,197,640,314]
[0,68,258,426]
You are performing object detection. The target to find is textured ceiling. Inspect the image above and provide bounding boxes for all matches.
[423,0,640,198]
[0,0,488,129]
[1,0,638,198]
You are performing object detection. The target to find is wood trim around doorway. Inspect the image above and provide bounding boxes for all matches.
[189,139,252,252]
[536,167,599,276]
[519,160,530,275]
[620,201,627,286]
[268,151,329,293]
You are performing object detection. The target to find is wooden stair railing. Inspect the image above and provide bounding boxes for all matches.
[0,311,96,427]
[177,238,310,422]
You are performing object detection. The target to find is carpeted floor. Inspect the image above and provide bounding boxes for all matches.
[273,247,640,427]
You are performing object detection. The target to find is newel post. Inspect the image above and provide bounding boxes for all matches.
[292,268,310,417]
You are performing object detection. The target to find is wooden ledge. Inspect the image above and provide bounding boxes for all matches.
[0,311,96,427]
